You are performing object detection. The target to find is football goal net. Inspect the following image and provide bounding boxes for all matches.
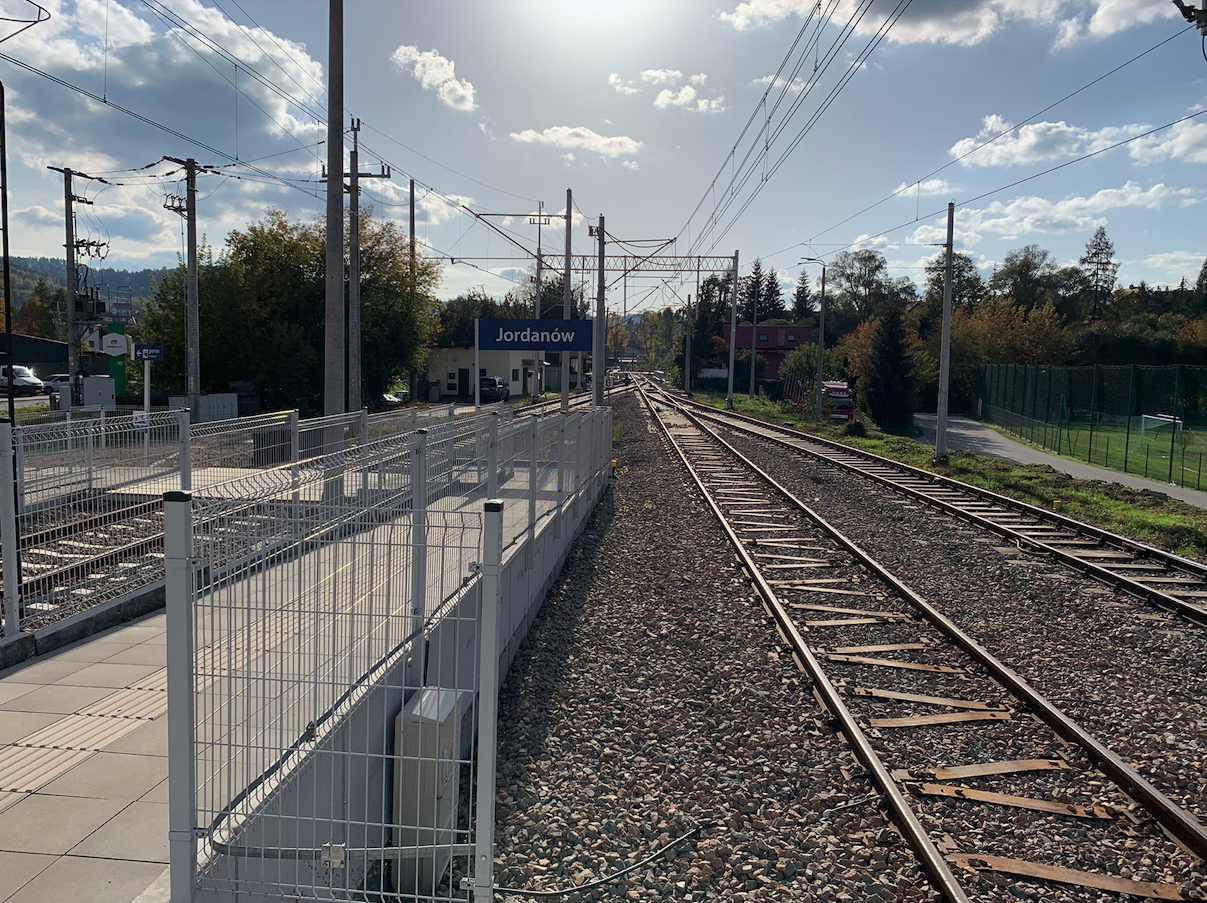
[1138,413,1183,442]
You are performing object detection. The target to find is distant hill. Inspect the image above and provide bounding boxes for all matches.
[9,257,162,309]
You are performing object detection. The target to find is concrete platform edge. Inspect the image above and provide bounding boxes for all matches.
[0,580,166,671]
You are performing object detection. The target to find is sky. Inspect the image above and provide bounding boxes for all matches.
[0,0,1205,315]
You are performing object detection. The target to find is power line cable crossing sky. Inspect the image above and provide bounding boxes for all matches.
[0,0,1204,311]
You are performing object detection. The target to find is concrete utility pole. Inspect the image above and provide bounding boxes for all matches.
[48,167,107,386]
[337,119,390,412]
[748,274,758,399]
[684,295,693,396]
[324,0,345,416]
[57,169,78,380]
[592,215,605,407]
[409,177,417,402]
[561,187,572,413]
[934,201,955,461]
[163,157,209,419]
[802,257,827,422]
[532,201,544,401]
[725,250,740,410]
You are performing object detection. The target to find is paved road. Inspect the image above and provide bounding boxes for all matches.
[914,413,1207,509]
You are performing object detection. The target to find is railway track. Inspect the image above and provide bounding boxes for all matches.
[637,381,1207,902]
[643,381,1207,629]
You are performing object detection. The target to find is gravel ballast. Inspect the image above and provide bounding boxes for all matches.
[724,427,1207,828]
[493,393,928,902]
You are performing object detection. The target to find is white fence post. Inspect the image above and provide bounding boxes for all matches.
[473,498,503,903]
[178,408,192,492]
[360,407,370,501]
[14,430,24,515]
[408,429,428,691]
[98,409,107,478]
[555,414,567,538]
[1,420,22,638]
[487,412,499,498]
[164,490,197,903]
[526,415,538,570]
[289,411,301,533]
[86,418,95,492]
[573,413,584,520]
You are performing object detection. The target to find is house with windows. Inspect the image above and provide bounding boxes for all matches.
[424,347,542,401]
[721,323,812,374]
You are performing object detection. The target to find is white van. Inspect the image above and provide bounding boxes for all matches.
[0,365,46,396]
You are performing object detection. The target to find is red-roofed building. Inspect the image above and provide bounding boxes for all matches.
[721,323,812,374]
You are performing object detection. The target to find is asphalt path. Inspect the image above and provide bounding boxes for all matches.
[914,412,1207,509]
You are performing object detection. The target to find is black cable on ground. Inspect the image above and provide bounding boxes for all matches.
[492,821,719,898]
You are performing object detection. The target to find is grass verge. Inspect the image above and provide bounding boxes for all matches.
[690,391,1207,562]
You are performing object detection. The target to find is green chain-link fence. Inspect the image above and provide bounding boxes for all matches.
[978,363,1207,489]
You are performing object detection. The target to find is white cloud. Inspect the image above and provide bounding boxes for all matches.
[640,68,683,84]
[720,0,1177,47]
[510,125,643,159]
[561,152,575,165]
[391,45,476,112]
[608,73,640,95]
[0,0,336,263]
[892,178,963,197]
[1137,251,1207,286]
[689,73,708,85]
[908,181,1197,246]
[950,114,1141,167]
[654,84,725,114]
[655,85,696,109]
[479,120,495,140]
[1128,116,1207,166]
[623,160,639,170]
[750,73,807,93]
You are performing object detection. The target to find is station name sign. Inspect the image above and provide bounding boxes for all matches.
[477,318,593,351]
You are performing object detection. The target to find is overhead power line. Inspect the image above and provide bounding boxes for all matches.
[802,23,1197,248]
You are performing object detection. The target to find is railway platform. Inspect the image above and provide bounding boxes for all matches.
[0,610,171,903]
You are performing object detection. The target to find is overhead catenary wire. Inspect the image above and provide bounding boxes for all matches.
[810,104,1207,265]
[801,22,1197,248]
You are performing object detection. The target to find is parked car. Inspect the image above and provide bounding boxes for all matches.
[0,365,45,396]
[479,376,510,403]
[44,374,71,395]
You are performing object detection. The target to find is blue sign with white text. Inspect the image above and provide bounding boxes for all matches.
[134,344,165,362]
[477,318,593,352]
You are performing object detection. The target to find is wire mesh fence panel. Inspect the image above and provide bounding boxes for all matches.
[168,406,615,903]
[980,364,1207,488]
[189,412,295,473]
[185,447,486,901]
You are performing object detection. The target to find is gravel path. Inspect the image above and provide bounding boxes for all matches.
[493,393,929,903]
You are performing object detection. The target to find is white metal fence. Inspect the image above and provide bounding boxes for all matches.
[166,406,612,902]
[0,403,503,639]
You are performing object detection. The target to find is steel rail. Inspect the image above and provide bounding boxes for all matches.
[686,394,1207,576]
[649,385,1207,860]
[667,391,1207,627]
[635,381,972,903]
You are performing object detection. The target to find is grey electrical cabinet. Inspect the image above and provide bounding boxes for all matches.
[392,688,463,897]
[81,376,116,411]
